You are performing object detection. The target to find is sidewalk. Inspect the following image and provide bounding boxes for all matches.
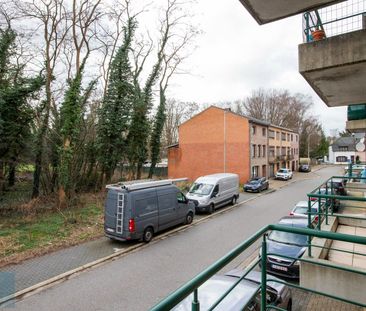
[0,165,327,304]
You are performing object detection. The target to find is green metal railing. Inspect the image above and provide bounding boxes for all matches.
[150,225,366,311]
[303,0,366,43]
[306,173,366,256]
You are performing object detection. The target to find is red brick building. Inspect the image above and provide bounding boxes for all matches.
[168,106,251,183]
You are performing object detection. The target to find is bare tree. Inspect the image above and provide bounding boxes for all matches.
[162,99,200,150]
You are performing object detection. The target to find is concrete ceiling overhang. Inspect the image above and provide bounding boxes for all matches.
[299,29,366,107]
[238,0,346,24]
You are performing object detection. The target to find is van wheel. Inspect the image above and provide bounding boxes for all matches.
[208,204,215,214]
[185,212,193,225]
[231,196,237,205]
[143,227,154,243]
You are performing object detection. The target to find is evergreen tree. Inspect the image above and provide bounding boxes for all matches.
[0,27,44,188]
[313,130,329,158]
[127,28,168,179]
[58,61,96,205]
[148,87,166,178]
[96,18,136,182]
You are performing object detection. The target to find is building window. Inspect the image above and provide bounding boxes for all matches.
[258,145,261,157]
[296,135,298,142]
[281,132,286,141]
[276,131,280,140]
[269,130,275,139]
[269,146,275,157]
[263,145,266,157]
[252,166,259,178]
[252,144,256,158]
[339,146,348,151]
[291,134,293,141]
[262,128,266,136]
[252,126,256,135]
[336,156,348,162]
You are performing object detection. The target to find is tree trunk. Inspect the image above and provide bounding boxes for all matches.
[32,66,52,198]
[0,161,4,192]
[8,160,16,187]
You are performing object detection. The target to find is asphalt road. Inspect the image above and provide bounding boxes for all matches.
[6,166,341,311]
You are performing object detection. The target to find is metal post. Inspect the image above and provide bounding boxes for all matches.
[260,234,267,311]
[330,180,334,216]
[192,289,200,311]
[308,199,312,257]
[317,192,321,230]
[348,162,352,178]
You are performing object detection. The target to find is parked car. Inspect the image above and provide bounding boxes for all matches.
[260,216,308,279]
[172,270,292,311]
[309,187,340,212]
[326,178,347,196]
[299,164,311,172]
[243,177,269,193]
[290,200,320,223]
[275,168,293,180]
[186,173,239,214]
[104,179,195,243]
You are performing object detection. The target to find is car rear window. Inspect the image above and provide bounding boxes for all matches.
[269,230,307,246]
[294,206,317,214]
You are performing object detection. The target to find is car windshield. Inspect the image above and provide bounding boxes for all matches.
[249,180,260,184]
[294,206,317,215]
[278,169,288,173]
[189,183,214,195]
[269,230,307,246]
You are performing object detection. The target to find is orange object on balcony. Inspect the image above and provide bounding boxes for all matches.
[311,29,326,41]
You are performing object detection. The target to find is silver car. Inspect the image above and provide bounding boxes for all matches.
[290,200,320,223]
[172,270,292,311]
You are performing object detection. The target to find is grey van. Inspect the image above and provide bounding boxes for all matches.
[104,179,195,243]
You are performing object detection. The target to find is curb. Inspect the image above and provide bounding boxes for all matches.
[0,168,324,306]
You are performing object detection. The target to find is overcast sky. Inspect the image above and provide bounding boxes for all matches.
[166,0,347,135]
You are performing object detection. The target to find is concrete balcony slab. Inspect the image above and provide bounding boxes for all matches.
[299,29,366,107]
[238,0,345,24]
[346,119,366,133]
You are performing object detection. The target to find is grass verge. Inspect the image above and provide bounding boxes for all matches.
[0,187,105,268]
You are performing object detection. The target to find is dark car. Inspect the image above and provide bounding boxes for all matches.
[260,216,308,279]
[172,270,292,311]
[326,178,347,196]
[244,177,269,193]
[299,164,311,172]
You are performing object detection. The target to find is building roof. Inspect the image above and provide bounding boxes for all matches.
[179,105,298,134]
[331,136,359,152]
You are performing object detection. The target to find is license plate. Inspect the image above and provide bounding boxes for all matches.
[271,264,288,272]
[106,228,115,233]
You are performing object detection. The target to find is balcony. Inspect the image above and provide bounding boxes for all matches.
[298,3,366,107]
[346,104,366,133]
[237,0,345,25]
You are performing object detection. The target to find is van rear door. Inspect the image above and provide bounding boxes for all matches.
[105,189,119,231]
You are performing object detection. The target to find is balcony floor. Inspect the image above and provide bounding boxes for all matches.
[328,225,366,269]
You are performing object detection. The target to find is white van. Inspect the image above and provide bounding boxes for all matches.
[186,173,239,214]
